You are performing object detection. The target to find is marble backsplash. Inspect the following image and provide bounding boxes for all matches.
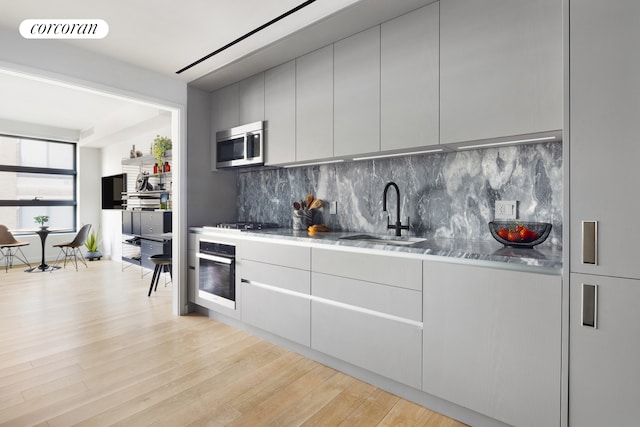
[237,142,563,246]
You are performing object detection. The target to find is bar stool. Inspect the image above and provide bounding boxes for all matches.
[148,254,172,297]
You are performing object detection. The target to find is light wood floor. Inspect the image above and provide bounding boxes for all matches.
[0,260,467,426]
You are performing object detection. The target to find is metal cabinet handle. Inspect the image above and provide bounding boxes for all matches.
[582,284,598,328]
[582,221,598,265]
[196,253,233,265]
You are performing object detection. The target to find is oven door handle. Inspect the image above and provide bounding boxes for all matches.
[196,252,234,265]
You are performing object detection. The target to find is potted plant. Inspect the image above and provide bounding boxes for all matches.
[34,215,49,230]
[153,135,172,167]
[85,226,102,261]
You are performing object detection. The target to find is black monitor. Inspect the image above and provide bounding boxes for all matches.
[101,173,126,209]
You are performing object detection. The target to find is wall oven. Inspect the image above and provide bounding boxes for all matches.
[215,121,264,168]
[196,239,236,309]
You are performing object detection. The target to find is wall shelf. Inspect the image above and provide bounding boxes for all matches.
[121,152,172,211]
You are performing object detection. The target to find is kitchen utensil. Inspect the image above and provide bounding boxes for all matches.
[488,221,552,248]
[293,201,301,210]
[305,194,314,209]
[309,199,324,210]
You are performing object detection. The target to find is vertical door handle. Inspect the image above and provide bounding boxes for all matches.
[582,284,598,328]
[582,221,598,264]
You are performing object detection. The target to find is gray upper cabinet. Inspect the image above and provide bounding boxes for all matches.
[210,73,264,137]
[570,0,640,280]
[381,3,439,151]
[334,26,380,157]
[439,0,562,144]
[239,72,265,124]
[210,82,239,134]
[264,61,296,165]
[296,45,334,162]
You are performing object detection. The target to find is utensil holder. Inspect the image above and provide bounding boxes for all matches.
[293,209,323,230]
[292,210,307,230]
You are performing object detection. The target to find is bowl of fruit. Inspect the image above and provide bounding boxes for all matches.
[489,221,552,248]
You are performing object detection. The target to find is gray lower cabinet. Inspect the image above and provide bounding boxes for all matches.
[569,274,640,426]
[239,240,311,346]
[333,26,380,157]
[311,271,422,389]
[295,45,334,162]
[439,0,562,144]
[380,2,439,151]
[311,248,423,389]
[241,260,310,346]
[422,261,561,427]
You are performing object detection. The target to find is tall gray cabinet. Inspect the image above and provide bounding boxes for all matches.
[569,1,640,425]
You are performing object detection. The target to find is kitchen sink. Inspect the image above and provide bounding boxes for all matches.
[339,234,427,247]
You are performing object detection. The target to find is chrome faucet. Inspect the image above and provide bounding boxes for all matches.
[383,181,409,236]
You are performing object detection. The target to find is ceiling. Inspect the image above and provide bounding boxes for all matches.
[0,0,434,147]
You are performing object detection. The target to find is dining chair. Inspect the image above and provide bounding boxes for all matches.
[52,224,92,271]
[0,225,32,272]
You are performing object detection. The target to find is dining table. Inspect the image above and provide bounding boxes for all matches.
[25,227,61,272]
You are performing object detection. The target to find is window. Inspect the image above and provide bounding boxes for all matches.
[0,135,76,232]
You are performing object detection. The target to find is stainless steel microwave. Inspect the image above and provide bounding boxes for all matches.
[215,121,264,168]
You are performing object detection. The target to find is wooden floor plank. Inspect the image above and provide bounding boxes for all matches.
[339,388,401,426]
[226,362,343,427]
[0,260,466,427]
[264,369,357,427]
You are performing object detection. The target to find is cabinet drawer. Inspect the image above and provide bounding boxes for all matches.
[242,282,310,346]
[311,301,422,389]
[312,248,421,291]
[242,259,310,294]
[312,272,421,322]
[140,211,171,235]
[140,239,171,270]
[241,239,310,270]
